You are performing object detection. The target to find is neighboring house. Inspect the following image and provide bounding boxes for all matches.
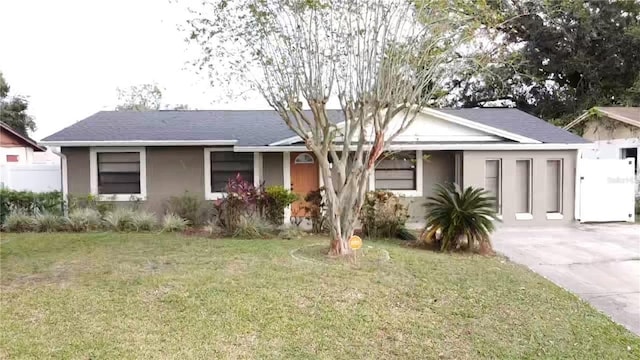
[40,109,588,226]
[564,106,639,195]
[0,121,46,164]
[564,107,639,170]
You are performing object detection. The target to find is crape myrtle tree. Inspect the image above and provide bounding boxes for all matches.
[188,0,490,255]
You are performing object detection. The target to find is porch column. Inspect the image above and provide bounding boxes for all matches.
[283,152,291,224]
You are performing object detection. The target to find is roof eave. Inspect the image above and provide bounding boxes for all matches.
[39,140,239,147]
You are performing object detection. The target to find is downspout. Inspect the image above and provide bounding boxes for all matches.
[51,147,69,215]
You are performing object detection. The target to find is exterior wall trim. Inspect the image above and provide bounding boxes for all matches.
[236,143,590,152]
[89,146,147,201]
[203,147,261,200]
[41,140,238,147]
[369,150,423,197]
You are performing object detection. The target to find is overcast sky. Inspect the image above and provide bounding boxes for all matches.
[0,0,270,140]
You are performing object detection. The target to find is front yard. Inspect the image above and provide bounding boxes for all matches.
[1,233,638,359]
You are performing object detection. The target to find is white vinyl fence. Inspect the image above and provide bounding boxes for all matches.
[576,158,636,223]
[0,164,61,192]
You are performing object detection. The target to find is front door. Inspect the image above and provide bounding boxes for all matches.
[290,152,319,217]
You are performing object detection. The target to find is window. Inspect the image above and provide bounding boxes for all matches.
[546,160,563,214]
[485,159,501,214]
[90,147,147,201]
[515,159,532,217]
[6,155,19,162]
[621,147,638,175]
[204,150,259,199]
[374,151,417,191]
[294,153,314,164]
[97,152,141,194]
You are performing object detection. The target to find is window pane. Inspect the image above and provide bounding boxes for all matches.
[374,151,417,190]
[97,152,141,194]
[210,148,254,193]
[485,160,501,213]
[98,152,140,162]
[515,160,531,213]
[99,182,141,194]
[546,160,562,213]
[375,179,415,190]
[98,162,140,172]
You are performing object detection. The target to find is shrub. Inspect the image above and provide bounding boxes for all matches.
[33,212,66,232]
[213,174,263,234]
[2,210,37,232]
[163,192,211,226]
[263,186,297,225]
[232,215,275,239]
[161,213,189,232]
[0,189,64,223]
[423,183,499,252]
[67,194,114,216]
[304,187,327,233]
[359,191,409,239]
[67,208,103,232]
[104,208,136,232]
[131,211,158,231]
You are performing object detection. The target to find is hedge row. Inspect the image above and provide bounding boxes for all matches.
[0,189,64,223]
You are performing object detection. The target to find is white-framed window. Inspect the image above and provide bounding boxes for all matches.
[370,150,423,196]
[546,159,563,219]
[204,149,261,200]
[515,159,533,220]
[89,147,147,201]
[484,159,502,215]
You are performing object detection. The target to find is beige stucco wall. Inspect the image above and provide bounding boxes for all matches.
[62,147,284,215]
[62,147,91,196]
[462,150,577,226]
[145,147,205,213]
[583,120,639,141]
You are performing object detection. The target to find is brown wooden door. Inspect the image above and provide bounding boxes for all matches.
[290,152,319,217]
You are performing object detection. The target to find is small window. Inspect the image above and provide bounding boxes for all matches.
[97,152,141,194]
[294,153,314,164]
[6,155,19,162]
[546,160,563,214]
[485,159,501,214]
[515,159,532,214]
[375,151,416,190]
[210,152,254,192]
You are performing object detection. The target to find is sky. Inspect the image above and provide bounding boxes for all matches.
[0,0,271,140]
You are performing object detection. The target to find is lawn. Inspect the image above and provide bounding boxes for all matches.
[1,233,638,359]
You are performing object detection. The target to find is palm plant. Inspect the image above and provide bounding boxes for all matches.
[423,183,499,252]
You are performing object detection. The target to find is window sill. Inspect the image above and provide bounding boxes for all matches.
[386,190,423,197]
[546,212,564,220]
[515,213,533,220]
[205,192,226,200]
[96,194,146,202]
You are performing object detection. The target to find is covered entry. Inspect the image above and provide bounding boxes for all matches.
[289,152,319,217]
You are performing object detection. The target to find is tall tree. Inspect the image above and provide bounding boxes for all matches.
[0,71,37,136]
[442,0,640,124]
[115,83,163,111]
[189,0,486,255]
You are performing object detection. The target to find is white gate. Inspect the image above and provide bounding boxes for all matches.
[576,158,636,223]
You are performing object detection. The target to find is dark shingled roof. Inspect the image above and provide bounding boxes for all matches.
[439,108,589,144]
[42,108,587,145]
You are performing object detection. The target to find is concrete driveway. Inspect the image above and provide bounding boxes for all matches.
[493,223,640,335]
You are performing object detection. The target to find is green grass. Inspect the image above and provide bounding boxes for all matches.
[1,233,638,359]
